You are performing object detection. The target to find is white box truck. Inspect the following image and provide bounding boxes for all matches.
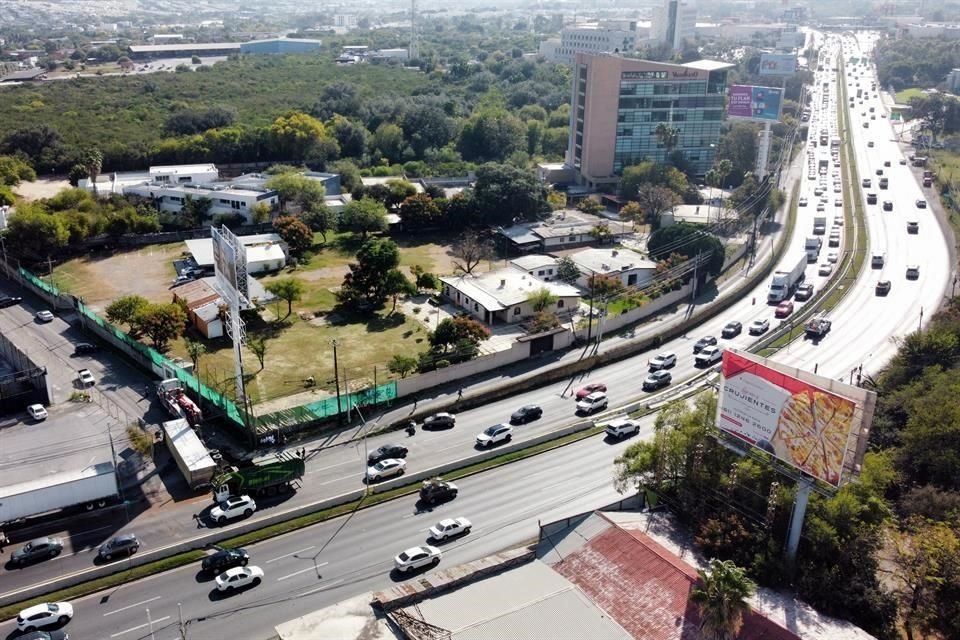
[0,462,119,527]
[162,418,218,490]
[813,216,827,235]
[805,237,823,262]
[767,250,807,303]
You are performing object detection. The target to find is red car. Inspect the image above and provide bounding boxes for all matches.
[575,383,607,400]
[775,301,794,318]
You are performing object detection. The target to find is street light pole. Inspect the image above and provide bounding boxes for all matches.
[331,339,343,424]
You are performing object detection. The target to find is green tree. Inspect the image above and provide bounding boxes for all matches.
[619,161,689,200]
[181,195,213,226]
[106,294,149,327]
[67,164,88,187]
[458,108,525,162]
[372,122,405,163]
[341,197,388,238]
[328,115,369,158]
[131,302,186,351]
[716,124,756,188]
[527,287,558,312]
[387,353,418,378]
[337,237,402,311]
[265,171,326,211]
[0,185,13,207]
[0,155,36,186]
[247,336,267,372]
[619,201,644,227]
[452,230,493,275]
[654,123,681,156]
[891,517,960,639]
[590,222,613,244]
[546,190,567,211]
[251,201,273,224]
[384,268,416,311]
[577,198,602,215]
[385,179,417,210]
[690,558,757,640]
[4,205,69,259]
[185,338,207,371]
[399,193,442,229]
[300,203,336,241]
[273,215,314,257]
[265,277,305,317]
[648,223,725,277]
[471,163,547,224]
[430,316,490,353]
[635,184,681,226]
[587,273,625,298]
[268,111,339,163]
[80,147,103,195]
[555,256,580,283]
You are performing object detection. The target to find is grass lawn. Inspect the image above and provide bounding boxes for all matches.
[895,87,925,104]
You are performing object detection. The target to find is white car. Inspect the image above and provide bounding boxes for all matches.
[827,252,839,263]
[215,565,264,592]
[35,310,54,323]
[476,423,512,447]
[16,602,74,632]
[818,263,834,276]
[429,517,472,541]
[798,197,808,206]
[210,495,256,525]
[77,368,96,386]
[835,199,843,207]
[394,545,441,573]
[748,319,769,335]
[366,458,406,481]
[694,345,723,367]
[605,417,640,439]
[648,352,676,370]
[27,404,48,421]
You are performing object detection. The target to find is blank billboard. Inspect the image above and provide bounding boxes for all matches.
[760,53,798,76]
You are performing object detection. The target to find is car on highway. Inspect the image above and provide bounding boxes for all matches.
[694,345,723,367]
[907,220,919,234]
[394,545,441,573]
[575,392,608,415]
[835,198,842,207]
[748,319,770,335]
[884,160,891,167]
[77,368,96,386]
[827,252,839,263]
[875,168,883,175]
[429,517,472,541]
[916,199,927,209]
[693,336,717,353]
[27,404,48,421]
[720,321,741,338]
[476,423,513,447]
[642,370,672,391]
[775,301,794,318]
[202,547,249,573]
[11,538,64,566]
[20,630,69,640]
[795,283,815,301]
[883,200,893,211]
[818,263,834,276]
[900,158,907,165]
[605,417,640,439]
[510,404,543,424]
[35,310,54,323]
[366,458,406,482]
[799,197,807,206]
[574,383,607,400]
[72,342,98,355]
[210,495,256,525]
[0,294,22,307]
[422,413,456,430]
[648,352,676,370]
[16,603,73,633]
[875,280,891,296]
[906,265,920,280]
[98,533,140,560]
[215,565,264,592]
[367,443,408,464]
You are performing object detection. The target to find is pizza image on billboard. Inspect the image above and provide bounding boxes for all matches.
[717,350,857,486]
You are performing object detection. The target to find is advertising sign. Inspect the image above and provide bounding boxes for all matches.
[759,53,797,76]
[717,350,873,487]
[728,85,784,122]
[211,226,249,307]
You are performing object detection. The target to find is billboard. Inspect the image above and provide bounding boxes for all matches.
[759,53,797,76]
[211,226,249,308]
[716,349,875,487]
[727,85,783,122]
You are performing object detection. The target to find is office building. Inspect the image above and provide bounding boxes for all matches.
[948,69,960,93]
[539,21,639,65]
[651,0,697,51]
[568,53,732,188]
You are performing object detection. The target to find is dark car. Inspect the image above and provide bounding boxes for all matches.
[720,322,741,339]
[73,342,99,355]
[98,533,140,560]
[20,631,69,640]
[202,547,249,573]
[642,370,672,391]
[367,443,409,464]
[693,336,717,353]
[510,405,543,424]
[11,537,64,566]
[422,412,456,429]
[0,295,22,308]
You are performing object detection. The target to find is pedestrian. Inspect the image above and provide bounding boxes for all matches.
[0,530,7,553]
[752,297,756,305]
[457,388,463,401]
[193,513,202,529]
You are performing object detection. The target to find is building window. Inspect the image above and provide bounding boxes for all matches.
[474,303,479,311]
[558,299,565,308]
[513,307,521,316]
[569,235,577,242]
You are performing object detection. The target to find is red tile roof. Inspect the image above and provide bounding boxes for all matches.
[551,518,800,640]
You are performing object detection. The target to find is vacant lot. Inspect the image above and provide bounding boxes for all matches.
[55,230,483,404]
[895,87,925,104]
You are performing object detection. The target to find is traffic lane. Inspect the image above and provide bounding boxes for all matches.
[1,425,640,639]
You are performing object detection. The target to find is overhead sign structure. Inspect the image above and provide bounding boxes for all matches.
[727,84,784,123]
[211,226,249,308]
[759,53,797,77]
[716,349,875,488]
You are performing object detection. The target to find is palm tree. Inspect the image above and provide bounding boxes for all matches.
[655,123,681,155]
[81,147,103,195]
[690,558,757,640]
[527,287,558,312]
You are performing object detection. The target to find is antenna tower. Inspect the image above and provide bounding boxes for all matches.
[410,0,419,61]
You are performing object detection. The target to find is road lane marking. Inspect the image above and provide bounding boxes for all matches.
[298,579,344,596]
[104,596,162,616]
[306,459,356,474]
[266,546,316,563]
[110,616,170,636]
[277,563,327,581]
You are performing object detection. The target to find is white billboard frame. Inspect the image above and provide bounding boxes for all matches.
[759,53,798,77]
[211,225,250,308]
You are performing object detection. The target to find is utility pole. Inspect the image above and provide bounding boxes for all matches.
[586,272,595,341]
[691,251,700,300]
[918,307,924,332]
[331,339,343,424]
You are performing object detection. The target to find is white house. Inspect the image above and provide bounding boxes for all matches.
[184,233,287,275]
[149,164,219,184]
[440,267,581,326]
[124,182,279,224]
[510,255,560,281]
[569,247,658,289]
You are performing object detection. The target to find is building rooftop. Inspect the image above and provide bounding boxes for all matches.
[0,68,47,82]
[682,58,736,71]
[569,247,657,275]
[510,254,560,272]
[440,267,580,311]
[151,164,217,176]
[170,278,221,309]
[246,243,287,264]
[129,42,242,53]
[244,37,322,45]
[184,233,284,267]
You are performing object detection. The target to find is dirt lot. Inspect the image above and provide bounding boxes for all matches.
[14,176,72,201]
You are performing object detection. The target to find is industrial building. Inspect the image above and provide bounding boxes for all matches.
[128,38,321,60]
[651,0,697,50]
[239,38,322,55]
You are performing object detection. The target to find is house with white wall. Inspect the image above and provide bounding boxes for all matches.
[569,247,658,289]
[439,267,580,326]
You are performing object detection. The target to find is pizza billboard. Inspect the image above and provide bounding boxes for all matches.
[716,349,875,487]
[727,84,783,123]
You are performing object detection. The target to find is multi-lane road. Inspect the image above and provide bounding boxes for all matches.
[0,29,954,638]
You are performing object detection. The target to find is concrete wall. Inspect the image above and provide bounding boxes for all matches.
[599,281,693,334]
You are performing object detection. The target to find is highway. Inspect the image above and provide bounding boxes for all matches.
[0,30,953,638]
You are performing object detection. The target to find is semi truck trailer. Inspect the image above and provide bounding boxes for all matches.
[767,250,807,303]
[162,418,218,490]
[0,463,119,527]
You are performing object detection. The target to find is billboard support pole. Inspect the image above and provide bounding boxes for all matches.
[756,121,772,180]
[785,478,813,573]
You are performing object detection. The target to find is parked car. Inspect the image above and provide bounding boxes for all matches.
[574,383,607,400]
[648,352,676,370]
[775,301,794,318]
[16,603,73,633]
[428,517,472,541]
[77,369,96,386]
[98,534,140,560]
[476,424,513,447]
[795,283,814,301]
[26,404,48,421]
[366,458,406,482]
[72,342,98,355]
[642,370,672,391]
[367,444,408,465]
[748,319,770,335]
[575,392,608,414]
[509,405,543,424]
[0,295,22,307]
[721,322,742,339]
[35,310,54,323]
[394,545,441,573]
[422,413,456,429]
[202,547,249,573]
[11,538,64,566]
[216,566,264,592]
[605,417,640,440]
[693,336,717,353]
[210,495,256,525]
